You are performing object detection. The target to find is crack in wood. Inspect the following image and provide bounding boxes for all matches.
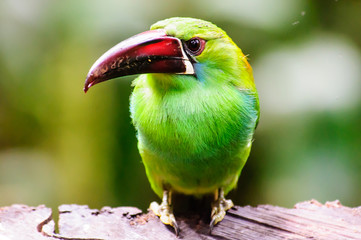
[50,234,105,240]
[37,210,53,236]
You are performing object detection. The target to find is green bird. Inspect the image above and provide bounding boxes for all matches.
[84,17,259,234]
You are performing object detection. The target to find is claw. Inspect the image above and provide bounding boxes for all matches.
[149,190,180,236]
[210,188,233,232]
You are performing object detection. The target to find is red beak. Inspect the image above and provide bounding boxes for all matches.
[84,29,194,93]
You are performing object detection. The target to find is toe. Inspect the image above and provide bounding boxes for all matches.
[149,200,179,235]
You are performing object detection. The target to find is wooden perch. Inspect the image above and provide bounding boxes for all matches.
[0,200,360,240]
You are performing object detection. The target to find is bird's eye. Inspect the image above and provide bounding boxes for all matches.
[185,37,205,56]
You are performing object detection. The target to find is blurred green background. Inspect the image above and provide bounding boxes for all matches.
[1,0,360,211]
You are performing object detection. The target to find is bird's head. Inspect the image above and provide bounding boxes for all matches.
[84,17,254,92]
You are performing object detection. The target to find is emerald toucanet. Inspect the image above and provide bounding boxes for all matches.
[84,17,259,234]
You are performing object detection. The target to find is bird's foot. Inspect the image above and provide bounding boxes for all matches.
[149,190,179,236]
[210,188,233,231]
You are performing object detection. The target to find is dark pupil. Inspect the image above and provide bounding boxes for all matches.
[188,39,200,52]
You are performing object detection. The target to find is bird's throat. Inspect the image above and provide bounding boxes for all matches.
[146,74,199,94]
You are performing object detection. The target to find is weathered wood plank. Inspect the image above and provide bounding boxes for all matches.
[1,200,360,240]
[0,205,54,240]
[53,204,176,240]
[213,200,361,240]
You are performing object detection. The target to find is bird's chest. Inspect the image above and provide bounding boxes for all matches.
[131,87,254,161]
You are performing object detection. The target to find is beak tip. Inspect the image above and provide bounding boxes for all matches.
[84,75,93,93]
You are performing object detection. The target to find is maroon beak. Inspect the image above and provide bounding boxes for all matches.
[84,29,194,93]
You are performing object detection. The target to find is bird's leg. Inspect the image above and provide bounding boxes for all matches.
[149,190,179,235]
[210,188,234,231]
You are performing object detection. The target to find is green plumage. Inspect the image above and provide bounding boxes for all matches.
[130,18,259,198]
